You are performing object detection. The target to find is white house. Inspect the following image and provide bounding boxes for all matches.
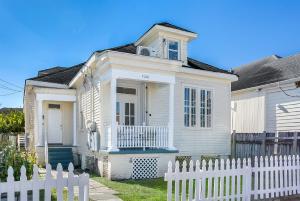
[24,22,237,180]
[231,53,300,133]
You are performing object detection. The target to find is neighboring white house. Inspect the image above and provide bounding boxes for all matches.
[231,53,300,133]
[24,22,237,180]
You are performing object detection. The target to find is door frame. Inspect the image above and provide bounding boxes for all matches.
[46,103,63,144]
[116,82,140,125]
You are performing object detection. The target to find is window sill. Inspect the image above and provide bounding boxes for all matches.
[181,126,213,131]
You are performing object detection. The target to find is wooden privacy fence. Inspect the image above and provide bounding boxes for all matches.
[0,163,89,201]
[232,131,300,160]
[165,155,300,201]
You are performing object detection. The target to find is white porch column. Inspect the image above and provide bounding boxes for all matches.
[37,100,44,146]
[168,83,176,150]
[73,102,77,146]
[108,78,119,152]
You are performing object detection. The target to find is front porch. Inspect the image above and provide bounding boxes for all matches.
[34,89,77,165]
[101,68,176,152]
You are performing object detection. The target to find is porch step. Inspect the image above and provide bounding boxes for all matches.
[48,148,74,169]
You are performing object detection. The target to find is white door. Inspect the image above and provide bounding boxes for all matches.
[117,94,137,125]
[47,105,63,144]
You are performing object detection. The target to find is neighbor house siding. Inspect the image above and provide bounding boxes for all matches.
[173,75,232,158]
[231,91,265,133]
[266,88,300,132]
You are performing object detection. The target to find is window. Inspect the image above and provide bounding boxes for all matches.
[117,87,136,95]
[200,89,212,128]
[168,40,179,60]
[125,103,135,125]
[184,87,196,127]
[116,102,120,124]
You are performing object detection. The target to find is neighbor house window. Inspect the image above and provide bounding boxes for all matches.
[200,89,212,128]
[184,87,196,127]
[168,40,179,60]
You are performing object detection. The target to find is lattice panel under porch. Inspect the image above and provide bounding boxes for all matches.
[132,157,158,179]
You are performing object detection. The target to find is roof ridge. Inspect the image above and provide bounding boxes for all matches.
[233,55,281,71]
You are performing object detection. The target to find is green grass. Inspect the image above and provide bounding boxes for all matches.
[38,189,78,201]
[92,175,244,201]
[92,176,168,201]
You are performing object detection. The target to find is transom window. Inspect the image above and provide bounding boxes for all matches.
[184,87,212,128]
[168,40,179,60]
[117,87,136,95]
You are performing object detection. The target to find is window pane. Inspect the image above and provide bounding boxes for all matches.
[169,41,178,50]
[200,90,206,127]
[130,117,135,125]
[191,89,196,127]
[169,50,178,60]
[117,87,136,95]
[184,88,190,127]
[116,102,120,124]
[125,116,129,125]
[207,91,212,127]
[125,103,129,115]
[130,103,134,115]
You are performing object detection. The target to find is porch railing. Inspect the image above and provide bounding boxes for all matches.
[117,125,168,149]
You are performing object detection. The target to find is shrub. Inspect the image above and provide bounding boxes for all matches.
[0,141,36,181]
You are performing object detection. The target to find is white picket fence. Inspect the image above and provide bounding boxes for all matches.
[165,155,300,201]
[0,163,89,201]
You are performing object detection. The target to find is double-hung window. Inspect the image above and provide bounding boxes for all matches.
[200,89,212,128]
[168,40,179,60]
[184,87,212,128]
[184,87,196,127]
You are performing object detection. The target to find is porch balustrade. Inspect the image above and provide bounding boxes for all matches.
[116,125,169,149]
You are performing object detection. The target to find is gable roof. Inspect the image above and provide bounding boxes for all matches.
[232,53,300,91]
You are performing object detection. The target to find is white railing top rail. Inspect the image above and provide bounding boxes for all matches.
[0,163,89,201]
[117,125,168,149]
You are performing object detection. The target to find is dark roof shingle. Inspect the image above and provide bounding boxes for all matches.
[232,54,300,91]
[28,63,84,85]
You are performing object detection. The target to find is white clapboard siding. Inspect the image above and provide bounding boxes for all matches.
[165,155,300,201]
[0,163,89,201]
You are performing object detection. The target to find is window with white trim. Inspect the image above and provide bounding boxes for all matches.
[200,89,212,128]
[168,40,179,60]
[184,87,196,127]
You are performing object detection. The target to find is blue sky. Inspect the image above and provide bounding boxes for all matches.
[0,0,300,108]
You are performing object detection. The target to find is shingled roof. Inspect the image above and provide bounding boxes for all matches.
[28,23,233,86]
[232,53,300,91]
[28,63,84,85]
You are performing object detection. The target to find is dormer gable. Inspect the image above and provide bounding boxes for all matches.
[134,22,197,65]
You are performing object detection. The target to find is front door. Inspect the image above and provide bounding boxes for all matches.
[47,104,63,144]
[117,94,137,125]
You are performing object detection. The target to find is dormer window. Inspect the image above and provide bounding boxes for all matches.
[167,40,179,60]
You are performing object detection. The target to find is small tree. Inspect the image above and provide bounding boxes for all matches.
[0,110,24,134]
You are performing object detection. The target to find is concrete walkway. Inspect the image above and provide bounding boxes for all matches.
[85,178,122,201]
[40,169,122,201]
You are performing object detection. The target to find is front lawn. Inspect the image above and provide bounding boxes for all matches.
[92,176,167,201]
